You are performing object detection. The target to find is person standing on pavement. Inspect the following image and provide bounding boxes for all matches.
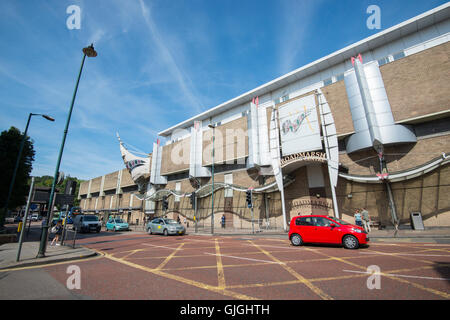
[354,209,363,227]
[361,207,371,233]
[50,220,63,246]
[221,214,226,229]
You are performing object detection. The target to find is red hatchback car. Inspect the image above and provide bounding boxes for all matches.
[288,215,369,249]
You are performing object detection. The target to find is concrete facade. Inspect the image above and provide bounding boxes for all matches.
[78,5,450,231]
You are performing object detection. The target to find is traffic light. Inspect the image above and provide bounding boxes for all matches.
[162,196,169,211]
[190,192,195,208]
[246,189,253,208]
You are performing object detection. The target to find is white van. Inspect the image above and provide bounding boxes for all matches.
[72,215,101,233]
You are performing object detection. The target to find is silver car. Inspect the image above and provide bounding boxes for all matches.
[146,218,185,236]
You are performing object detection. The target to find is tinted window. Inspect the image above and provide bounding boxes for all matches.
[313,217,332,227]
[296,217,314,226]
[151,219,160,224]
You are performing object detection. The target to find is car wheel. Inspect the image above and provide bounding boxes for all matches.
[343,235,359,249]
[163,229,168,236]
[290,233,303,246]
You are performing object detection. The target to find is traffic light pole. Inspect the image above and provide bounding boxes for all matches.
[251,190,254,234]
[194,193,198,233]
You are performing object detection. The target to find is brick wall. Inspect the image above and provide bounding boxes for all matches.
[161,137,191,175]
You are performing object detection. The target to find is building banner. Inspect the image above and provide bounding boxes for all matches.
[278,94,322,156]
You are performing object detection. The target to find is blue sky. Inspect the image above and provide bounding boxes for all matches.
[0,0,447,180]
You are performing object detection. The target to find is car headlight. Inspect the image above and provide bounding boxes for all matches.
[352,228,363,233]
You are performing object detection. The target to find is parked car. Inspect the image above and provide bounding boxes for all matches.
[31,214,39,221]
[105,218,129,232]
[72,214,101,233]
[288,215,369,249]
[146,218,186,236]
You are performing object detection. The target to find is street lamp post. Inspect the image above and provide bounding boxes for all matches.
[208,124,215,235]
[2,113,54,226]
[37,44,97,258]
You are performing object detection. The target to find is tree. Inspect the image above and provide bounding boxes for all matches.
[33,175,85,208]
[0,127,35,228]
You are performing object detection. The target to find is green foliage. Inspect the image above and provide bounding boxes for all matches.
[0,127,35,229]
[33,175,85,207]
[0,127,35,209]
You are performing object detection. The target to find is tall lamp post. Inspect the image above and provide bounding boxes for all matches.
[37,44,97,258]
[2,113,54,225]
[208,124,216,235]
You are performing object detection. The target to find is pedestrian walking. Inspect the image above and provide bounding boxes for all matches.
[354,209,363,227]
[361,207,371,233]
[177,216,181,224]
[221,214,226,229]
[50,220,63,246]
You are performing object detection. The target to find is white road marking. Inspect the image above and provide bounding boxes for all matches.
[204,252,285,265]
[141,243,179,250]
[343,269,450,281]
[360,251,450,258]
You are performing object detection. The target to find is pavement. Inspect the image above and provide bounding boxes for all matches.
[0,241,98,271]
[0,223,449,271]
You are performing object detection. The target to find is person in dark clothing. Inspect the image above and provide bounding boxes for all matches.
[51,220,63,246]
[221,214,226,229]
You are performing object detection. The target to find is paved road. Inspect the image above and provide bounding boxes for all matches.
[1,231,449,304]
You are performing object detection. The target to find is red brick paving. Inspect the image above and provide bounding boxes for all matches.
[42,233,450,300]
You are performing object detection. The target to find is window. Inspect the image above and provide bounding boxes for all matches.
[392,51,405,61]
[313,217,332,227]
[377,56,390,66]
[336,73,344,82]
[323,78,333,86]
[281,95,289,103]
[296,217,314,226]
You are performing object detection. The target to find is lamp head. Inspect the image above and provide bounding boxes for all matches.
[83,44,97,57]
[42,115,55,122]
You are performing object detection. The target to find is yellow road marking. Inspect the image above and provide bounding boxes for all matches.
[98,249,257,300]
[247,240,334,300]
[215,239,226,289]
[307,247,450,299]
[156,242,185,270]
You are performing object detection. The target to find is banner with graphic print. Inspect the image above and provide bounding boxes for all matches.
[278,94,322,156]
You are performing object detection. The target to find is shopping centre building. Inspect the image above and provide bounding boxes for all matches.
[78,4,450,231]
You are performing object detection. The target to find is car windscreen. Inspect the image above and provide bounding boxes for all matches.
[83,216,98,221]
[114,219,124,223]
[163,219,178,224]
